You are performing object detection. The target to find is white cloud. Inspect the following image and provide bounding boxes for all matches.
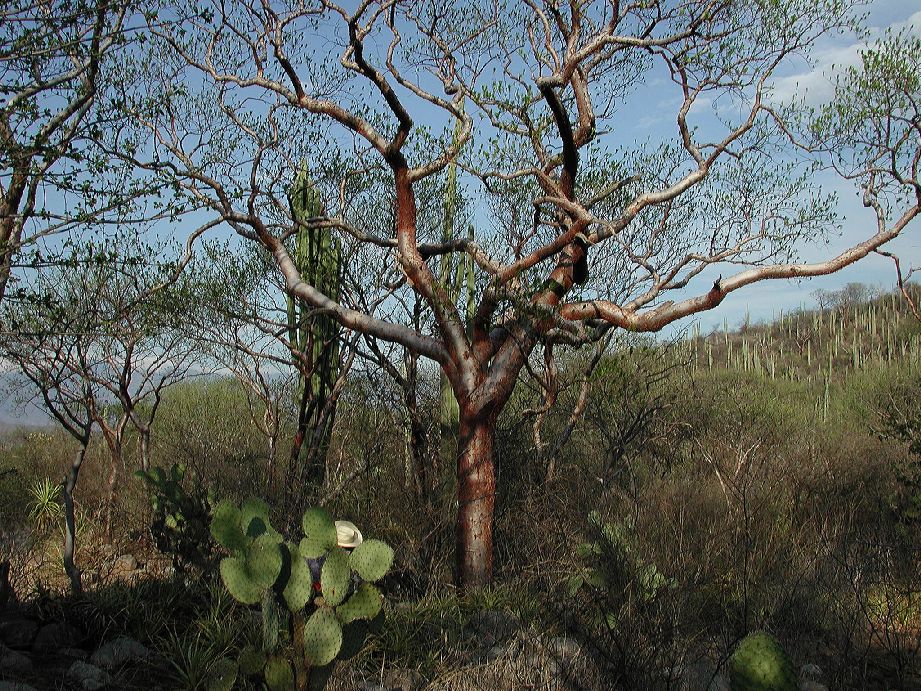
[767,9,921,107]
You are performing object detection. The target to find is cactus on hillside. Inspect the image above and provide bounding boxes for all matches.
[210,498,393,690]
[286,164,342,494]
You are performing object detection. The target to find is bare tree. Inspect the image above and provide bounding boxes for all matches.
[120,1,919,587]
[2,298,97,595]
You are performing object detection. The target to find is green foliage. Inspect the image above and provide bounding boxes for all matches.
[320,547,350,607]
[205,656,237,691]
[300,507,337,556]
[303,607,343,666]
[264,655,295,691]
[211,497,393,688]
[136,463,214,574]
[567,511,673,605]
[728,631,797,691]
[27,477,63,534]
[159,629,233,691]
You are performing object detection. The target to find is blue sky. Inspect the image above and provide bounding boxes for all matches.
[660,1,921,334]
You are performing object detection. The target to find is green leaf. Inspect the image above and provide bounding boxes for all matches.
[237,645,267,676]
[264,655,295,691]
[220,557,263,605]
[282,542,314,611]
[241,497,278,539]
[336,583,382,624]
[245,535,283,589]
[210,500,247,552]
[205,656,237,691]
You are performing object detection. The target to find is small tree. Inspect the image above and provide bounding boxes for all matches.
[2,238,199,545]
[2,302,97,594]
[121,1,919,588]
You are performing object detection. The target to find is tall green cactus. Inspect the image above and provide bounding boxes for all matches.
[438,107,474,471]
[210,498,393,691]
[286,164,342,494]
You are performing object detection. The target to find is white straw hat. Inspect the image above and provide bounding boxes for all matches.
[335,520,363,549]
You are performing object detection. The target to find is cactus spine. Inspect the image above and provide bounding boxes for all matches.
[286,164,342,495]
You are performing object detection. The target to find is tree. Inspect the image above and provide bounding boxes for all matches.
[1,237,198,552]
[2,282,99,594]
[122,0,919,588]
[0,0,155,303]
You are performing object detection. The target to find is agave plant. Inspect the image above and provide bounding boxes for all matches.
[27,477,63,534]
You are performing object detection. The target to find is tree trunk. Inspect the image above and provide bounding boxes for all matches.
[455,414,496,589]
[63,445,87,595]
[104,441,120,543]
[139,427,151,473]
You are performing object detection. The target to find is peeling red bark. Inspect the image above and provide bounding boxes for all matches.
[455,412,496,588]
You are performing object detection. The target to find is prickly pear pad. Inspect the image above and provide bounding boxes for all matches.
[729,630,797,691]
[219,556,263,604]
[303,606,343,667]
[263,655,295,691]
[210,500,247,552]
[336,582,382,624]
[349,539,394,582]
[282,542,314,611]
[300,507,337,557]
[320,546,350,606]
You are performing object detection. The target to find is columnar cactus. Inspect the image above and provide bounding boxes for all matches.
[209,498,393,690]
[437,107,474,468]
[286,164,342,489]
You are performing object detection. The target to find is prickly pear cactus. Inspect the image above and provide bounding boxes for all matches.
[210,497,393,690]
[728,630,797,691]
[136,463,213,573]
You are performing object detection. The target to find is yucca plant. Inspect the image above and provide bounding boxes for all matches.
[27,477,63,534]
[158,629,230,691]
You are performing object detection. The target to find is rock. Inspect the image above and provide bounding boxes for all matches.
[90,635,151,668]
[32,621,82,654]
[682,659,730,691]
[0,619,38,650]
[800,663,824,682]
[59,647,89,660]
[83,570,100,586]
[484,643,509,663]
[381,668,424,690]
[466,609,521,648]
[0,682,40,691]
[799,683,828,691]
[111,554,139,576]
[546,636,583,661]
[67,660,111,690]
[0,645,33,674]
